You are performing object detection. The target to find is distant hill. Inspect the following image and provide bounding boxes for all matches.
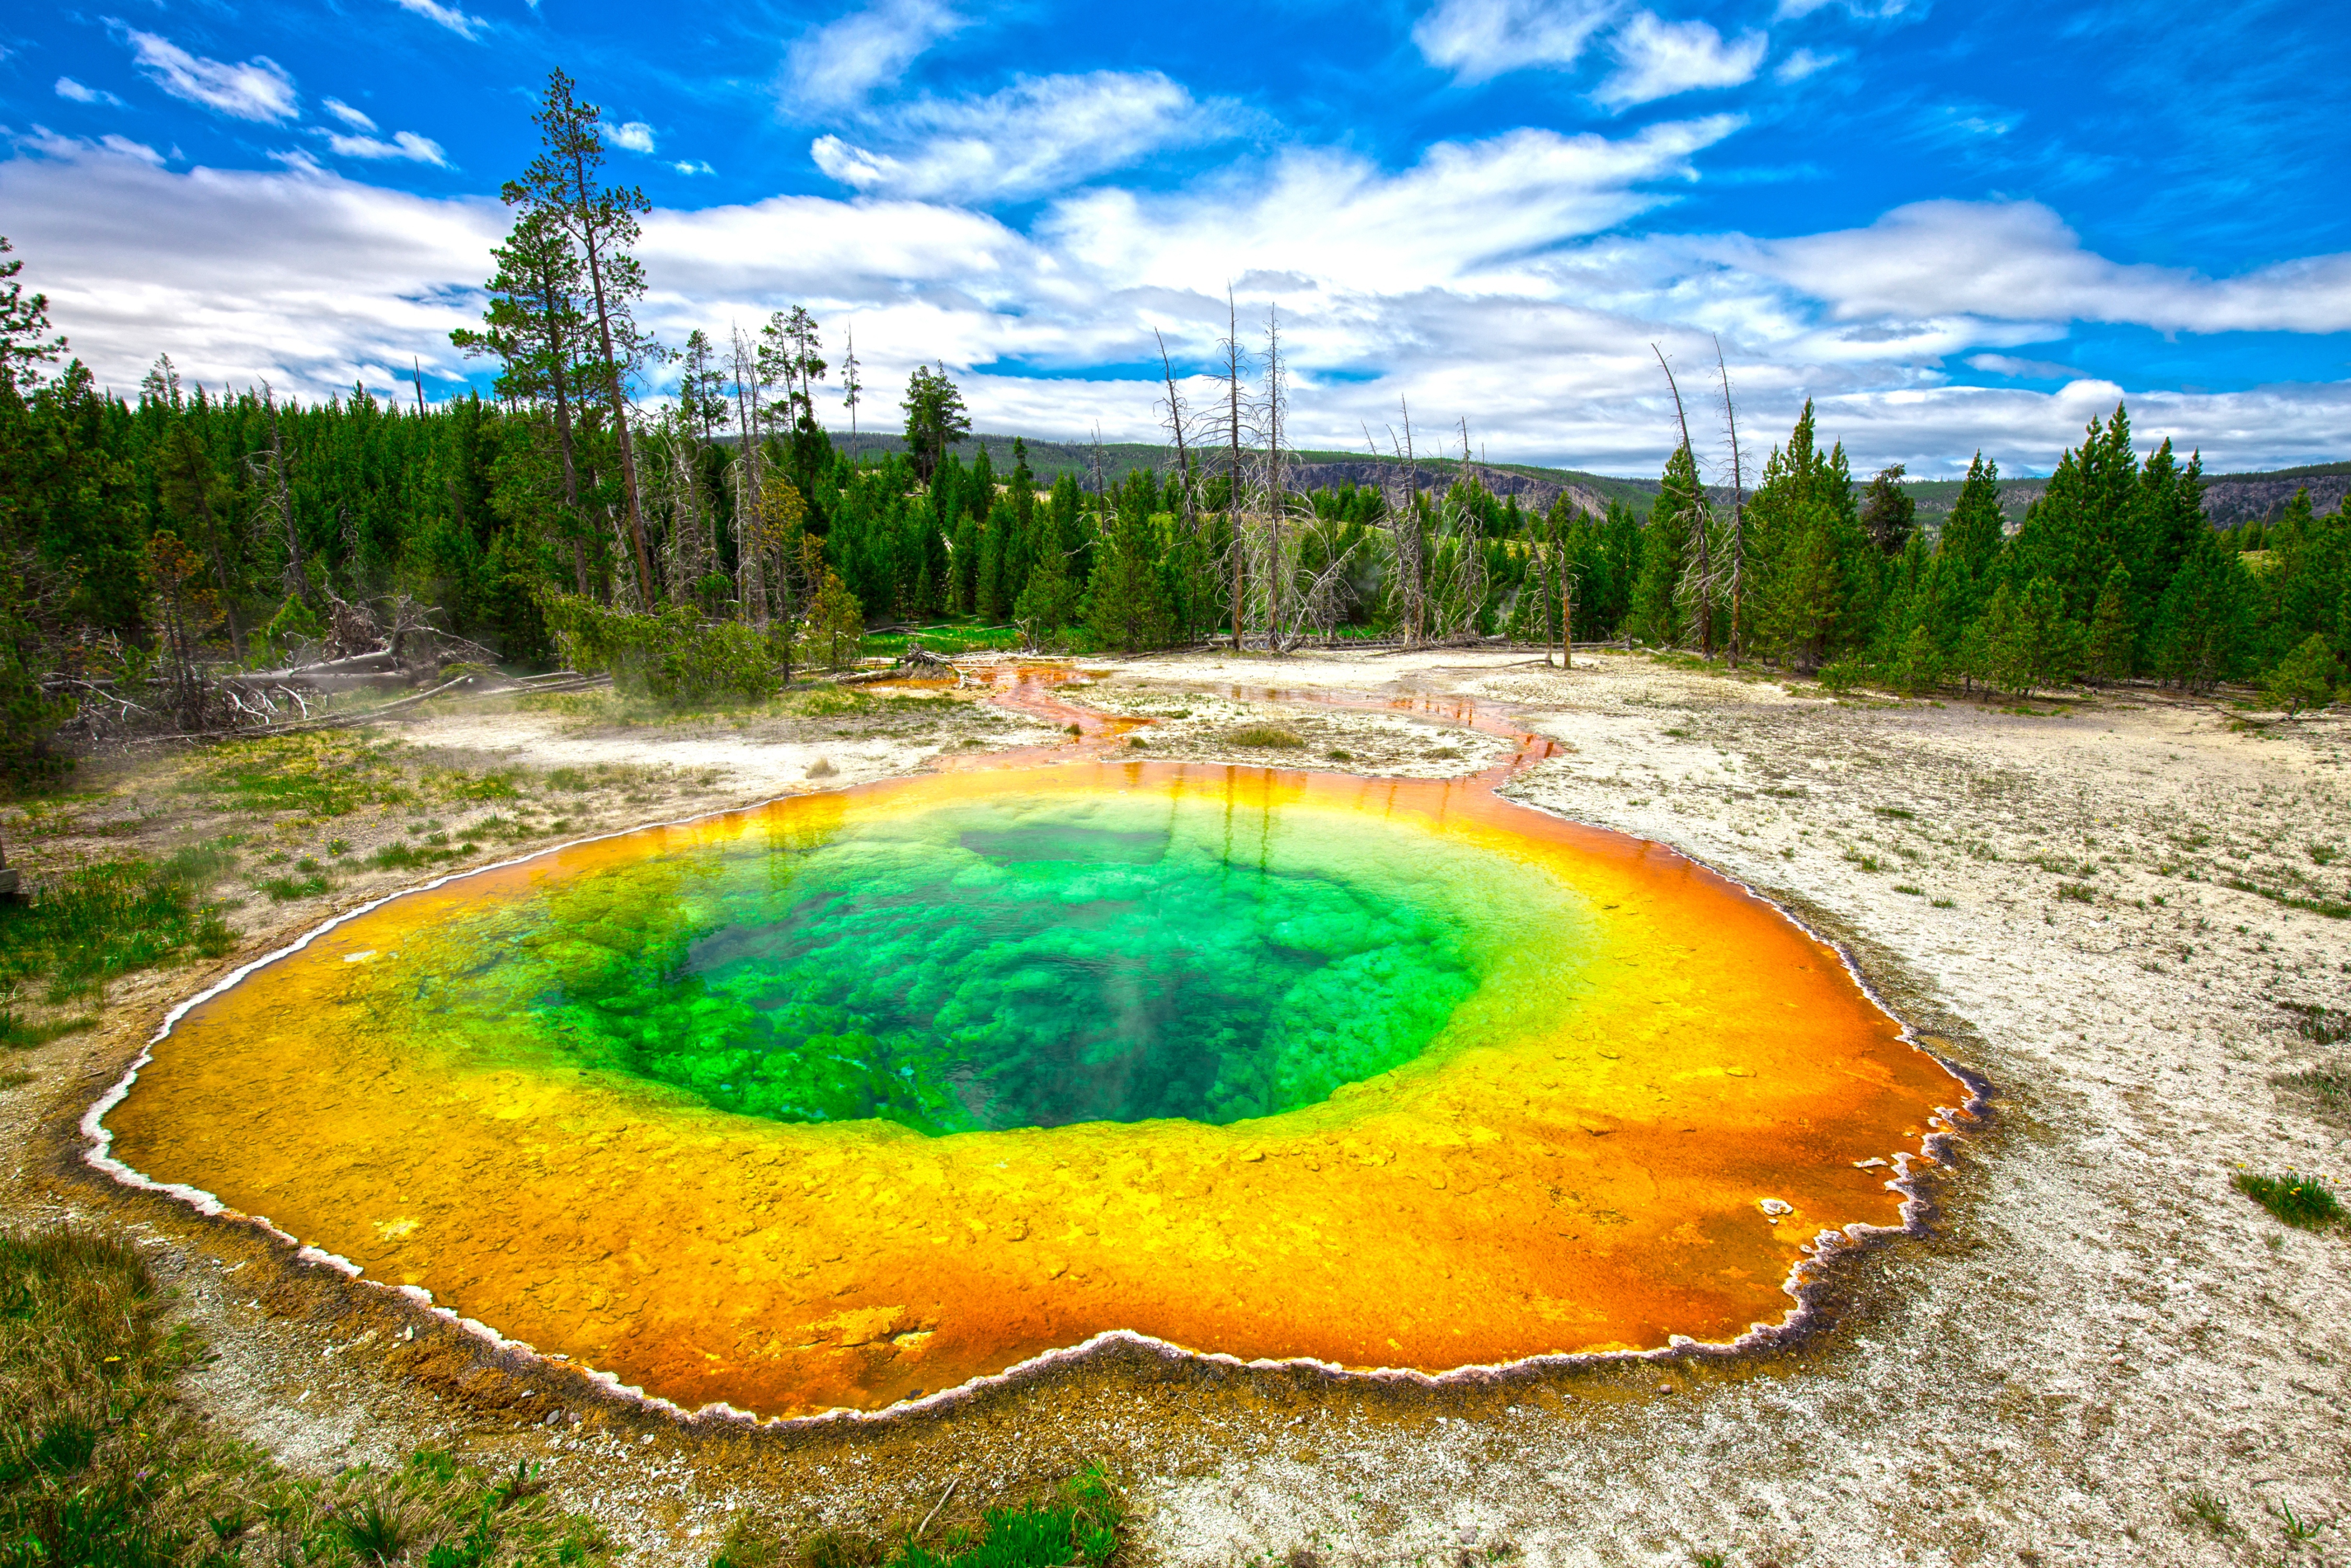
[825,431,2342,529]
[827,431,1661,517]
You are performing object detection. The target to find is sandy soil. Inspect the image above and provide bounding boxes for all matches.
[7,650,2349,1567]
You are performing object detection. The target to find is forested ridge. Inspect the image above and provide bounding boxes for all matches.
[2,69,2348,788]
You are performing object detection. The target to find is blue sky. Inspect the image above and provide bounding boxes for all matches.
[4,0,2347,475]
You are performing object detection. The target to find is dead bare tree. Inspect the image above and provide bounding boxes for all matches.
[1155,329,1198,532]
[248,381,310,604]
[1714,334,1748,669]
[1652,343,1719,657]
[729,323,767,624]
[1218,288,1249,650]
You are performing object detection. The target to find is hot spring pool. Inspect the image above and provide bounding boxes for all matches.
[97,762,1964,1419]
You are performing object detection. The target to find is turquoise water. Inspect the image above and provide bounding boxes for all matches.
[486,795,1491,1133]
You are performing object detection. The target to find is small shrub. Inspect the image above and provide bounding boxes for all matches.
[1893,884,1924,896]
[2233,1169,2342,1228]
[1228,725,1305,749]
[2055,882,2094,903]
[1326,750,1354,762]
[543,597,781,704]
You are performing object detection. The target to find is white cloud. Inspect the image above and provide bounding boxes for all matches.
[810,72,1241,201]
[1731,200,2351,334]
[1966,352,2081,379]
[56,77,127,107]
[124,29,299,123]
[0,138,502,402]
[323,98,377,132]
[1413,0,1619,85]
[1042,117,1739,298]
[16,125,168,166]
[6,124,2348,478]
[602,120,657,154]
[325,130,449,166]
[1774,46,1841,81]
[1595,13,1768,107]
[389,0,488,40]
[673,159,716,176]
[786,0,965,108]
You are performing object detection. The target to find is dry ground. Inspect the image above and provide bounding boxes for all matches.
[5,649,2348,1567]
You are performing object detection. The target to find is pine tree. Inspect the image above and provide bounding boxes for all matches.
[2264,633,2339,718]
[900,364,970,484]
[2083,564,2134,683]
[800,568,864,669]
[1860,464,1916,554]
[1760,503,1846,671]
[1630,444,1701,645]
[505,71,658,609]
[2150,528,2253,692]
[1085,508,1172,653]
[1014,529,1083,645]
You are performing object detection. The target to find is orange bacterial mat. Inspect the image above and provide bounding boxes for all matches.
[93,759,1966,1421]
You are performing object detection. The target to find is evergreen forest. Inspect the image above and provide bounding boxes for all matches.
[1,71,2346,788]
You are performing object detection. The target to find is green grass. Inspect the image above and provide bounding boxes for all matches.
[710,1465,1123,1568]
[2055,882,2095,903]
[0,859,235,1004]
[2221,877,2351,920]
[182,734,417,820]
[2233,1169,2343,1228]
[1873,806,1916,820]
[1227,725,1305,749]
[1893,884,1925,897]
[0,1226,613,1567]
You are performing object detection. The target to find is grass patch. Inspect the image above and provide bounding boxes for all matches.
[709,1464,1123,1568]
[369,842,467,873]
[2280,1001,2351,1046]
[2233,1169,2343,1228]
[253,874,330,902]
[0,1012,97,1050]
[0,860,235,1004]
[2055,882,2095,903]
[182,734,415,820]
[2219,877,2351,919]
[0,1226,613,1567]
[1893,884,1925,896]
[1226,725,1305,749]
[789,685,880,719]
[1326,750,1354,762]
[2277,1062,2351,1114]
[1873,806,1916,820]
[1930,897,1955,908]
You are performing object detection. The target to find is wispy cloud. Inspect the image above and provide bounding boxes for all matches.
[1595,13,1768,107]
[673,159,716,176]
[388,0,487,40]
[18,125,166,165]
[123,29,299,123]
[325,129,448,165]
[1413,0,1618,85]
[602,120,656,153]
[787,0,965,108]
[1966,353,2082,379]
[811,71,1243,202]
[56,76,127,107]
[1774,46,1841,81]
[1731,200,2351,334]
[323,97,377,132]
